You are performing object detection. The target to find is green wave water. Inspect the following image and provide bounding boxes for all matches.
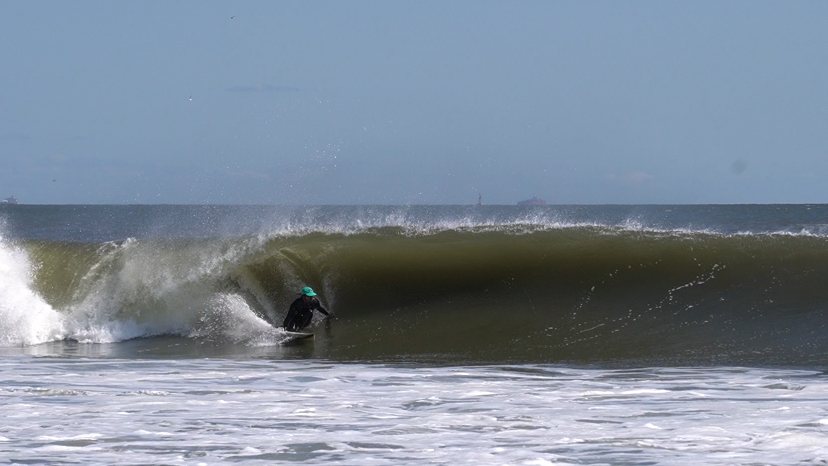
[11,226,828,366]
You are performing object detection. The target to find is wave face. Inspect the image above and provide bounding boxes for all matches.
[2,205,828,366]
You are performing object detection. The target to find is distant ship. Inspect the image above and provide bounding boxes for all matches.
[1,196,18,205]
[517,196,546,206]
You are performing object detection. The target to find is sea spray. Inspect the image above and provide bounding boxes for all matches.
[0,237,64,345]
[56,235,285,343]
[189,293,296,346]
[11,233,299,345]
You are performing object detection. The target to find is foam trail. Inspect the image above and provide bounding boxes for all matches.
[0,239,65,345]
[189,293,292,346]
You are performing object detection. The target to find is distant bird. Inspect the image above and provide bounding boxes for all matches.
[231,15,235,19]
[52,179,56,182]
[189,95,192,101]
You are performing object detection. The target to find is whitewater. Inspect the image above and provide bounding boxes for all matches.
[2,204,828,464]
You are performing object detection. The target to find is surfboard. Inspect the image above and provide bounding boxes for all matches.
[282,331,314,343]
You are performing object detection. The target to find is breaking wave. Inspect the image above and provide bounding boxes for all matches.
[3,218,828,366]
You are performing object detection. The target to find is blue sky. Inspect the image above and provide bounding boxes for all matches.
[2,1,827,204]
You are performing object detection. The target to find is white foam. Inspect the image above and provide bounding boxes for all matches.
[2,361,827,465]
[0,239,65,346]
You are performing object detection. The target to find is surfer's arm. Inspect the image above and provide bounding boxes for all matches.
[313,300,330,316]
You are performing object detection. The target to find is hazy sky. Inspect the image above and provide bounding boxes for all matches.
[2,1,827,205]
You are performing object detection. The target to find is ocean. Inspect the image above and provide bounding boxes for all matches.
[1,204,828,464]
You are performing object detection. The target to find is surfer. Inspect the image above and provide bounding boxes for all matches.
[282,286,330,331]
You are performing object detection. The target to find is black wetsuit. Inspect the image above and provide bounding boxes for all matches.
[282,296,329,331]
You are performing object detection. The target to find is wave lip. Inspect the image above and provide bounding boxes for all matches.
[5,205,828,243]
